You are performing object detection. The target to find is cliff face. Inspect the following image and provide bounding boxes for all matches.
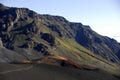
[0,3,120,64]
[70,23,120,63]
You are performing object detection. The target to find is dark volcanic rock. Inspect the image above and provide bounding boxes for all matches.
[48,24,64,37]
[41,33,55,46]
[34,43,49,56]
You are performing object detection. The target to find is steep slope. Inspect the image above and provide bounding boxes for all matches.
[0,3,120,76]
[70,23,120,63]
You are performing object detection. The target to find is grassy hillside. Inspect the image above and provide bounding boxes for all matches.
[53,37,120,76]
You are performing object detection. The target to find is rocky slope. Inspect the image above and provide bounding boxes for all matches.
[0,3,120,63]
[0,3,120,76]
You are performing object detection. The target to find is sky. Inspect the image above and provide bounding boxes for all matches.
[1,0,120,42]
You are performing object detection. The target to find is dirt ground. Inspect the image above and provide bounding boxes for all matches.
[0,63,119,80]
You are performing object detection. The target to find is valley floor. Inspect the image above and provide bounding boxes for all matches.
[0,63,119,80]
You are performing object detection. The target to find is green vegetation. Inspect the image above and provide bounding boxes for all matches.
[54,37,120,76]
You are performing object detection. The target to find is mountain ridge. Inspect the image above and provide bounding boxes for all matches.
[0,4,120,76]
